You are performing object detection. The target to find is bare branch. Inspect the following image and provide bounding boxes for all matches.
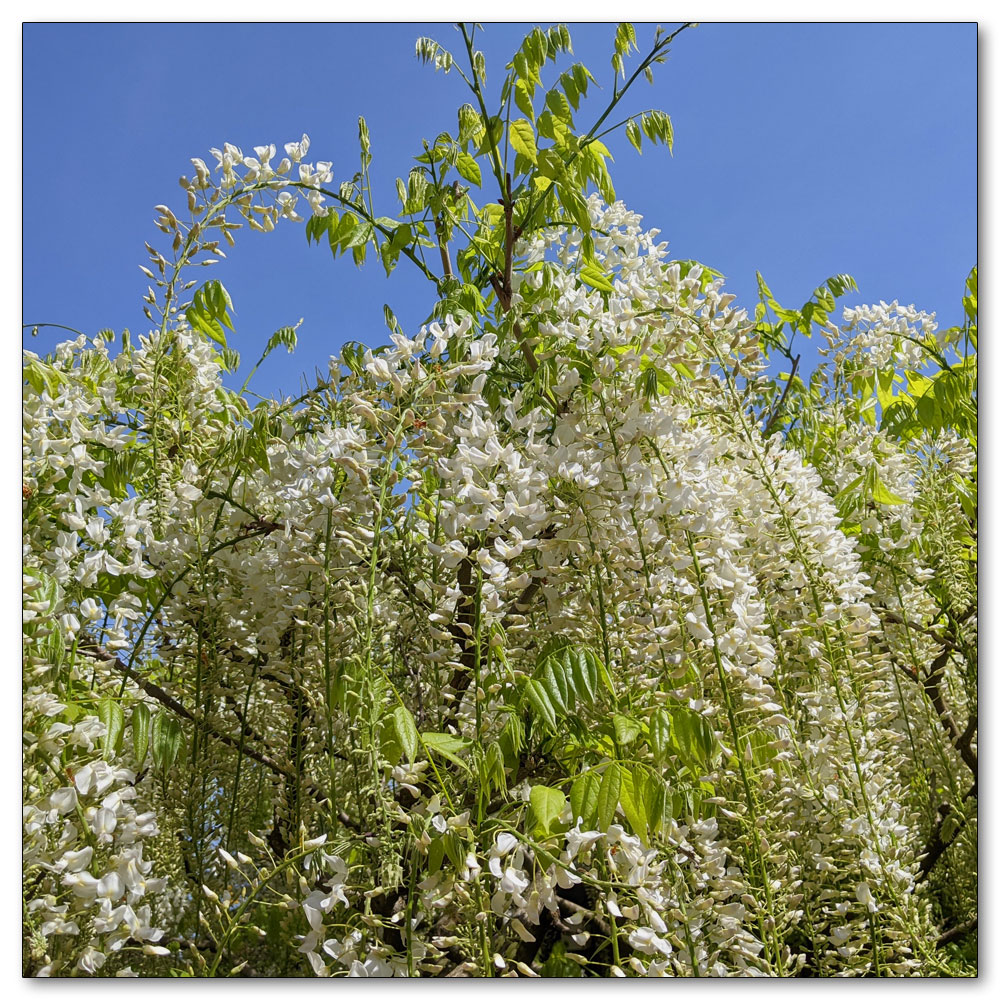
[936,916,977,949]
[79,641,299,784]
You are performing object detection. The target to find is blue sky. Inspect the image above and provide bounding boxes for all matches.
[22,22,977,397]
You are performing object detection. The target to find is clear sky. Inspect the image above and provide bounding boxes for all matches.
[22,21,977,397]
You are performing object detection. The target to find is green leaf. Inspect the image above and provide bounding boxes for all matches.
[186,309,228,348]
[570,770,600,828]
[539,661,571,716]
[421,731,471,772]
[619,765,649,839]
[186,280,235,348]
[305,212,330,245]
[524,677,558,732]
[559,71,580,111]
[640,110,674,154]
[670,707,715,770]
[613,714,641,746]
[540,941,584,978]
[458,103,484,143]
[486,742,508,798]
[442,829,466,872]
[498,715,524,769]
[99,697,125,760]
[341,220,373,251]
[131,702,150,767]
[648,708,671,765]
[514,79,535,121]
[151,713,183,772]
[626,118,642,153]
[530,784,567,837]
[455,151,481,187]
[871,474,906,506]
[508,119,538,165]
[392,705,420,763]
[427,836,445,875]
[596,761,622,831]
[544,88,573,125]
[615,22,637,57]
[876,369,896,411]
[556,182,591,232]
[645,773,672,834]
[569,647,600,704]
[964,266,977,323]
[579,263,614,293]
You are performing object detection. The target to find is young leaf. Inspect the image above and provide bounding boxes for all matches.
[570,770,600,828]
[99,697,125,760]
[613,714,641,746]
[486,742,508,798]
[151,713,183,772]
[568,647,599,704]
[392,705,420,763]
[530,784,567,837]
[427,836,445,875]
[618,765,649,839]
[872,474,906,506]
[626,118,642,153]
[514,79,535,121]
[421,731,472,772]
[648,707,671,765]
[456,151,481,187]
[670,707,715,770]
[131,702,151,767]
[556,182,591,233]
[579,263,614,293]
[646,772,672,834]
[539,659,572,715]
[597,761,622,831]
[508,119,538,165]
[442,831,467,875]
[524,677,558,731]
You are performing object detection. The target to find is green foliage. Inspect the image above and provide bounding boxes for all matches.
[186,280,235,348]
[131,703,151,768]
[151,712,184,772]
[98,697,125,760]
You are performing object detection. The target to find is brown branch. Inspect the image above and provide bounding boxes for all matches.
[502,173,514,302]
[879,609,952,648]
[956,712,978,792]
[916,799,973,882]
[512,321,539,373]
[79,642,299,784]
[879,614,978,791]
[445,555,480,696]
[444,528,557,700]
[924,649,978,788]
[558,897,611,939]
[434,216,453,279]
[505,575,544,618]
[762,353,799,436]
[482,173,538,375]
[936,916,977,949]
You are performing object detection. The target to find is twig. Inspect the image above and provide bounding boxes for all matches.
[935,916,977,949]
[879,609,952,649]
[435,216,453,279]
[79,641,299,783]
[923,650,978,788]
[916,799,972,882]
[762,354,800,436]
